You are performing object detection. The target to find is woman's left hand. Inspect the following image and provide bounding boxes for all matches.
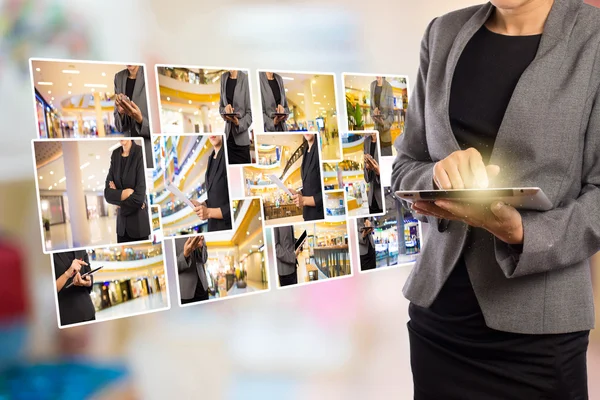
[412,200,524,245]
[73,272,91,287]
[292,192,304,208]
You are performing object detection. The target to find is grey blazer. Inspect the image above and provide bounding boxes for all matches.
[274,226,296,276]
[370,79,394,144]
[113,67,153,168]
[357,218,376,256]
[392,0,600,334]
[219,71,252,146]
[175,238,208,300]
[260,72,289,132]
[364,134,382,210]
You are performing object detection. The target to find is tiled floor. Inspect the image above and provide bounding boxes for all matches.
[44,216,118,251]
[95,292,168,321]
[321,142,340,161]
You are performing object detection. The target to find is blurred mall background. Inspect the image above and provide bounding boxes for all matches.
[2,0,600,398]
[33,139,147,252]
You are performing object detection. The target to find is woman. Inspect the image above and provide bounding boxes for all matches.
[370,77,394,156]
[53,251,95,326]
[192,135,232,232]
[113,65,153,168]
[259,71,289,132]
[392,0,600,398]
[219,70,252,164]
[291,134,324,221]
[104,140,151,243]
[176,235,209,304]
[358,218,376,271]
[364,132,382,215]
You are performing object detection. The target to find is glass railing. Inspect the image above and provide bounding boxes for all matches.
[313,246,351,278]
[157,66,225,85]
[342,133,364,144]
[278,141,306,180]
[89,245,162,262]
[325,207,346,216]
[233,199,245,221]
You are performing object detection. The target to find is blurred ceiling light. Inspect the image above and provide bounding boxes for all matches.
[84,83,107,88]
[282,76,294,81]
[80,162,90,170]
[68,83,73,87]
[51,97,54,101]
[39,176,43,180]
[96,155,100,159]
[312,79,316,84]
[38,82,53,85]
[91,88,95,92]
[36,68,41,72]
[50,171,54,175]
[178,108,182,112]
[314,102,321,105]
[88,175,95,180]
[188,100,192,104]
[62,69,80,74]
[297,93,304,96]
[68,91,72,95]
[166,97,171,101]
[102,72,106,76]
[48,186,53,190]
[59,177,66,183]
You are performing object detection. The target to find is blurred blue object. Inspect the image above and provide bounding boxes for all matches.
[0,318,27,370]
[0,361,128,400]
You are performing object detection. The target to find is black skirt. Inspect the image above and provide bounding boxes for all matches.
[360,240,376,271]
[226,130,251,165]
[408,258,590,400]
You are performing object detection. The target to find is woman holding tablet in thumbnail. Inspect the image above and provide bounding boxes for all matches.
[53,251,95,326]
[259,72,289,132]
[104,140,151,243]
[392,0,600,398]
[370,77,394,156]
[291,133,324,221]
[192,135,232,232]
[113,65,153,168]
[219,70,252,165]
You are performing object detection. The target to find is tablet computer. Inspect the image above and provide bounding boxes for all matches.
[221,113,240,117]
[273,112,288,117]
[295,230,307,251]
[395,187,552,211]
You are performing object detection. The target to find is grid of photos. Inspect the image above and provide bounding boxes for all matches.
[343,73,409,157]
[28,58,421,327]
[323,131,385,218]
[243,133,325,227]
[257,70,342,161]
[150,134,234,237]
[155,65,255,165]
[356,187,422,272]
[173,198,269,305]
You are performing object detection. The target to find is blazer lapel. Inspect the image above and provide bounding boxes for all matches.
[132,66,145,103]
[440,3,495,154]
[207,149,221,192]
[232,71,244,114]
[487,0,581,187]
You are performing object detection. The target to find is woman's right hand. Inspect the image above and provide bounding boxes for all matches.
[121,188,134,200]
[183,236,201,258]
[433,148,500,189]
[66,259,87,278]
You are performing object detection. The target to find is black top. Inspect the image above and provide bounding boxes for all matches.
[125,77,135,100]
[369,141,376,157]
[103,141,151,238]
[53,251,95,326]
[449,26,541,163]
[373,84,382,109]
[300,140,324,221]
[268,78,282,106]
[205,147,232,232]
[226,77,237,106]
